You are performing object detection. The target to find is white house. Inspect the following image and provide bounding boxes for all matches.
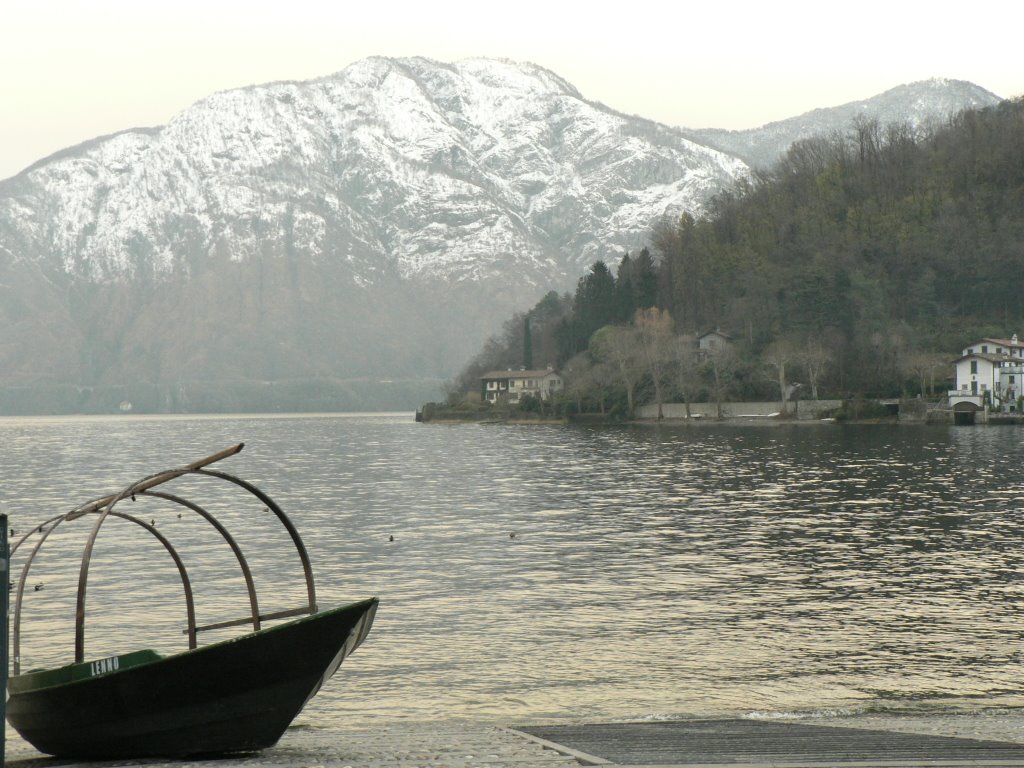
[480,369,563,404]
[949,334,1024,411]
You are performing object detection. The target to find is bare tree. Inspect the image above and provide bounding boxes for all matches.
[703,343,737,419]
[672,333,699,418]
[634,307,674,419]
[590,359,621,414]
[564,353,619,414]
[795,335,833,400]
[591,324,643,417]
[900,350,950,399]
[563,353,594,413]
[763,338,800,415]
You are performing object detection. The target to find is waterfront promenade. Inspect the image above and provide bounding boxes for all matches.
[4,723,580,768]
[9,713,1024,768]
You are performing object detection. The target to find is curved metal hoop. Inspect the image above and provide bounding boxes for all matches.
[141,489,262,632]
[11,444,318,672]
[195,468,317,614]
[12,515,67,675]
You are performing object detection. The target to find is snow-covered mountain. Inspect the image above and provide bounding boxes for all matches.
[1,57,745,287]
[0,59,1003,412]
[683,78,1002,168]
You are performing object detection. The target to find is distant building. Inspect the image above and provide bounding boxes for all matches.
[949,334,1024,412]
[698,329,732,354]
[480,369,563,404]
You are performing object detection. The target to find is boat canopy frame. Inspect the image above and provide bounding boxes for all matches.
[9,443,318,674]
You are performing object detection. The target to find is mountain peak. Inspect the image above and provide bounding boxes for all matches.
[0,61,1004,408]
[3,55,746,286]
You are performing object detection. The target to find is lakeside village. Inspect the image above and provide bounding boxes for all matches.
[418,332,1024,426]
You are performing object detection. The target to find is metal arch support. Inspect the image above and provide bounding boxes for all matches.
[64,444,244,522]
[195,468,317,615]
[12,515,69,675]
[11,444,320,671]
[75,488,134,663]
[14,509,200,671]
[10,513,66,558]
[74,510,198,663]
[107,511,198,649]
[73,445,244,663]
[141,489,262,632]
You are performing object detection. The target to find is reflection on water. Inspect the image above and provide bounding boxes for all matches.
[3,414,1024,727]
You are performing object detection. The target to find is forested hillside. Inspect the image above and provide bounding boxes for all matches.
[457,98,1024,409]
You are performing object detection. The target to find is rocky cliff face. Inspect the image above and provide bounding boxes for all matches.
[0,60,1002,412]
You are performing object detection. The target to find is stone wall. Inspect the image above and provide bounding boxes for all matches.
[635,400,843,420]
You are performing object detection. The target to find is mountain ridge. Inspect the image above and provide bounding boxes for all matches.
[0,59,1005,412]
[681,77,1002,168]
[1,56,748,284]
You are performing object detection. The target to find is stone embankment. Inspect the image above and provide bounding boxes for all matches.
[635,400,843,421]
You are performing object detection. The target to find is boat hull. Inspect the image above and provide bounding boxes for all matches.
[6,597,378,758]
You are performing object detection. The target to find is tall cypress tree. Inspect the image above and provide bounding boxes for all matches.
[573,260,618,346]
[616,253,635,321]
[523,315,533,369]
[633,247,658,310]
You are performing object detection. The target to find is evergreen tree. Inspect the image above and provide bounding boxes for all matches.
[632,247,658,310]
[615,253,635,321]
[572,261,618,348]
[459,99,1024,403]
[615,249,659,323]
[523,315,533,369]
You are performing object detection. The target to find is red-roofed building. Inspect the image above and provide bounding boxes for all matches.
[950,334,1024,411]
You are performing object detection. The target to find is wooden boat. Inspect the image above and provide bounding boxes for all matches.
[6,443,378,759]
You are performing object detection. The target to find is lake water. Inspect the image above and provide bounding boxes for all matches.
[3,413,1024,730]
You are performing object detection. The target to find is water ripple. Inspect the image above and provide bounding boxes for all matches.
[2,416,1024,726]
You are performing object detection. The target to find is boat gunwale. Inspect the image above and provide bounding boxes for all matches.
[8,597,378,696]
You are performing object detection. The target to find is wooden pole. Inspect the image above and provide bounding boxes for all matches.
[1,513,8,766]
[65,443,244,521]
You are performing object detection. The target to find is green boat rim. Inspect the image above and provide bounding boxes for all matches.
[9,600,375,695]
[10,649,163,694]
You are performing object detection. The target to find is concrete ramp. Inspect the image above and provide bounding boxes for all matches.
[514,719,1024,766]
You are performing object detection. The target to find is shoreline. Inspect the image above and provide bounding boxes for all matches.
[418,414,908,427]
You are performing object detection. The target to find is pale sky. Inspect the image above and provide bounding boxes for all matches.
[1,0,1021,181]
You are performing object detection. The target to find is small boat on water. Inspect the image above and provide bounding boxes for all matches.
[6,443,378,759]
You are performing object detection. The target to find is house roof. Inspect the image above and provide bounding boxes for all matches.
[699,329,731,340]
[954,352,1013,364]
[983,336,1024,346]
[480,369,560,380]
[966,336,1024,350]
